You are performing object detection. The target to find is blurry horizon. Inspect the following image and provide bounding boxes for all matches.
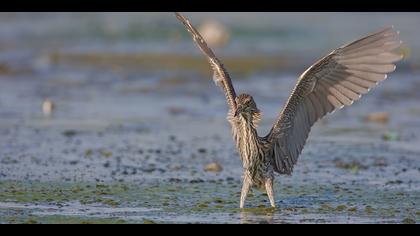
[0,12,418,73]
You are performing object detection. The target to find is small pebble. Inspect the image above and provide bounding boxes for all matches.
[198,148,207,153]
[365,112,389,123]
[190,179,205,184]
[42,99,55,116]
[204,162,223,172]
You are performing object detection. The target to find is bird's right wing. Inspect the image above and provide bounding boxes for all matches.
[267,27,403,175]
[175,12,237,112]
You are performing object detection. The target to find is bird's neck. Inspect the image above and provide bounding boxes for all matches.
[241,118,258,138]
[235,111,262,144]
[229,111,263,156]
[236,114,261,167]
[238,113,259,135]
[243,111,261,130]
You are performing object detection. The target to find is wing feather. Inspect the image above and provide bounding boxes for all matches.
[175,12,237,111]
[267,26,403,174]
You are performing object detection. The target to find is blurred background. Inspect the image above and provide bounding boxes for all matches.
[0,13,419,223]
[0,13,418,125]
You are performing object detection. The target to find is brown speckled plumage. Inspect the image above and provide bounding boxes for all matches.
[175,12,403,208]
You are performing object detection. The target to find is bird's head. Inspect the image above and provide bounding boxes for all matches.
[234,94,261,123]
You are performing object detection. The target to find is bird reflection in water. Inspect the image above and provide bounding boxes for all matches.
[239,208,276,224]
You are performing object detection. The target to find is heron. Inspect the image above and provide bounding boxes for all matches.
[175,12,403,208]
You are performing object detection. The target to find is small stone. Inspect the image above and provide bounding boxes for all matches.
[168,164,184,171]
[198,148,207,153]
[190,178,205,184]
[141,167,156,173]
[169,178,182,183]
[103,161,110,168]
[62,130,77,137]
[69,160,79,165]
[167,107,187,115]
[204,162,223,172]
[385,180,403,185]
[42,99,55,116]
[365,112,389,123]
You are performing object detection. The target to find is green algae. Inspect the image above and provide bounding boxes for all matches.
[143,219,157,224]
[348,207,358,212]
[382,132,400,141]
[99,150,113,158]
[0,215,129,224]
[365,206,375,214]
[0,180,418,224]
[335,205,347,211]
[402,218,416,224]
[0,181,131,204]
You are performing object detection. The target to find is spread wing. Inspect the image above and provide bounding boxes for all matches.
[175,12,237,112]
[267,26,403,175]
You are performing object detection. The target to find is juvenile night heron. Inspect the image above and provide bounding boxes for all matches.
[175,13,403,208]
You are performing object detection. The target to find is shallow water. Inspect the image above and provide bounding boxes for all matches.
[0,13,419,224]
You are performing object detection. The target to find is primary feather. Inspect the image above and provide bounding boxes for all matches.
[267,26,403,174]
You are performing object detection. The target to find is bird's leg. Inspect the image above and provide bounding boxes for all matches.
[240,174,251,209]
[265,178,276,208]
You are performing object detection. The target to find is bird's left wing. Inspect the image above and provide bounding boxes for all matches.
[267,27,403,175]
[175,12,237,111]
